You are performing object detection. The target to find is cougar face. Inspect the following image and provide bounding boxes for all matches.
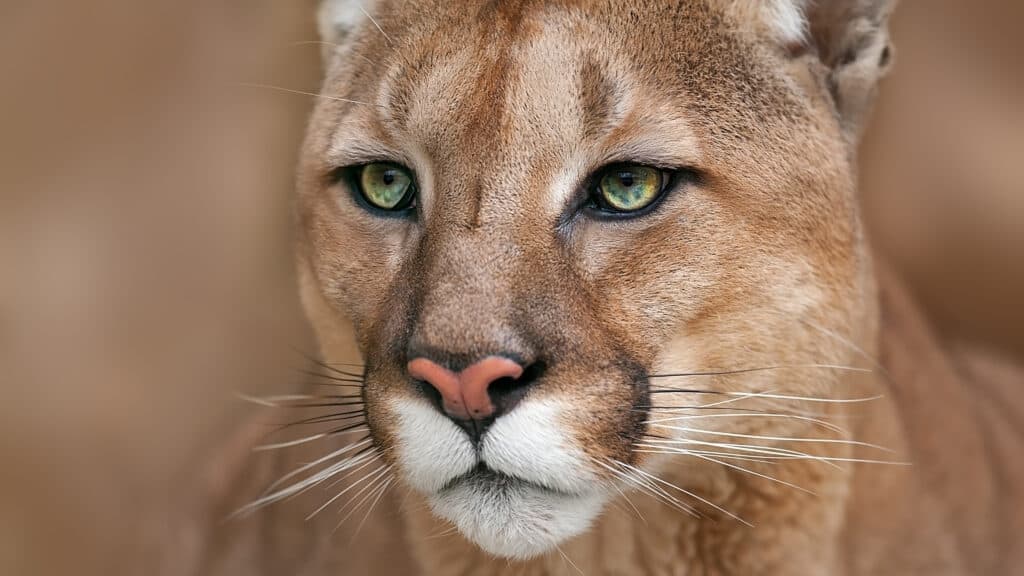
[296,0,881,560]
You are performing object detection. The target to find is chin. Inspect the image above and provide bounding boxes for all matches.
[428,470,608,560]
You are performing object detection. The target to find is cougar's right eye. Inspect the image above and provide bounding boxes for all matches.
[353,162,417,212]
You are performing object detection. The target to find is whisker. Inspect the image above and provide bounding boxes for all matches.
[638,446,777,464]
[644,412,848,435]
[333,475,389,534]
[350,475,394,543]
[650,364,872,379]
[254,426,369,452]
[683,451,817,495]
[647,424,892,452]
[591,458,698,518]
[424,524,461,540]
[233,82,380,107]
[275,401,366,409]
[359,5,394,46]
[800,320,889,376]
[555,543,586,576]
[610,481,647,524]
[233,442,376,517]
[307,463,389,520]
[638,439,842,470]
[615,460,752,527]
[274,410,366,430]
[647,388,723,395]
[260,437,373,496]
[718,391,883,404]
[298,350,366,380]
[636,446,908,467]
[300,369,365,385]
[237,392,312,408]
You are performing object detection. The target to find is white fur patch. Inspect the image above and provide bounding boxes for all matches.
[430,477,606,560]
[317,0,371,43]
[731,0,809,46]
[481,399,599,495]
[390,396,608,559]
[763,0,809,45]
[391,397,477,493]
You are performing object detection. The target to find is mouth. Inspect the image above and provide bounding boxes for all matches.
[442,463,578,498]
[428,463,608,560]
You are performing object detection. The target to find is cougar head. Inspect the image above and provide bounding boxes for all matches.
[296,0,893,560]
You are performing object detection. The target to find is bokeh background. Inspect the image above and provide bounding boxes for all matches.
[2,1,1021,574]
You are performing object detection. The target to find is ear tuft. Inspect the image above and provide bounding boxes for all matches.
[318,0,370,45]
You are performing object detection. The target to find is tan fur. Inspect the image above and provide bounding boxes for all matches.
[214,1,1023,574]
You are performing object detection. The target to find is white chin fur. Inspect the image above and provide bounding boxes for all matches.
[429,478,606,560]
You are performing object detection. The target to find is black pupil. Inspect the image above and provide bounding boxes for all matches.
[618,171,635,187]
[382,170,396,186]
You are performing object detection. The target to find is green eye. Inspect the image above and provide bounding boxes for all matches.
[357,162,416,211]
[595,165,665,213]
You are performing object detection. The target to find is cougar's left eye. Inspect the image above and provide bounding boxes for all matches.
[355,162,416,211]
[592,164,666,213]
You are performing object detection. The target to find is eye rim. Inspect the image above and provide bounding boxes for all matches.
[331,161,419,217]
[582,163,692,220]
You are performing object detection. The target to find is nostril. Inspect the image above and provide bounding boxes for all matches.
[407,356,545,426]
[487,361,545,418]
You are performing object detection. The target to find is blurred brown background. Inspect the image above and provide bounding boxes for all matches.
[1,1,1021,575]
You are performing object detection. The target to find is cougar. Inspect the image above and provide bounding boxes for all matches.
[208,2,1024,574]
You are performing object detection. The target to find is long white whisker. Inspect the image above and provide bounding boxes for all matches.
[333,470,392,533]
[636,446,907,467]
[358,4,394,45]
[555,543,586,576]
[233,82,379,107]
[262,438,373,494]
[592,459,697,517]
[652,363,872,379]
[645,412,848,435]
[648,424,894,452]
[675,450,816,495]
[719,391,884,404]
[347,475,395,542]
[638,438,842,469]
[615,460,753,527]
[800,320,888,375]
[253,426,370,452]
[236,392,316,407]
[306,463,389,520]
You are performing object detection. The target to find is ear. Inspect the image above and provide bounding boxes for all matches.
[317,0,372,62]
[804,0,896,140]
[733,0,896,140]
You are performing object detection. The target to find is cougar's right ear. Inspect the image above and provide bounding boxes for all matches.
[317,0,373,65]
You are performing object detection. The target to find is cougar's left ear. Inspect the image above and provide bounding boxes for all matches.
[317,0,374,65]
[733,0,897,141]
[804,0,896,140]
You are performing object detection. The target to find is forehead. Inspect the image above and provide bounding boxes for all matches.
[317,0,803,194]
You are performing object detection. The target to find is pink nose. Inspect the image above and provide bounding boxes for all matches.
[407,356,524,420]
